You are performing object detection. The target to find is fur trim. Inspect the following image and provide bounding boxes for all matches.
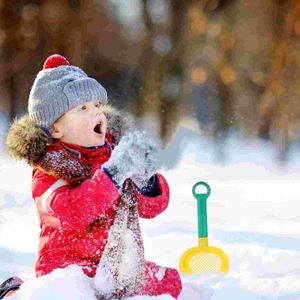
[5,105,133,166]
[5,115,51,165]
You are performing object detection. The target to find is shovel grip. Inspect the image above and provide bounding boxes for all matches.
[192,181,210,239]
[192,181,211,198]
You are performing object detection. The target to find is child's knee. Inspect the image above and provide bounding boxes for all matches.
[142,261,182,299]
[161,266,182,299]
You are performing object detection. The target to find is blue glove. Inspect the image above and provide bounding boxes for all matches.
[134,175,161,197]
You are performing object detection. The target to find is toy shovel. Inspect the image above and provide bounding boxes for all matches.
[179,181,229,275]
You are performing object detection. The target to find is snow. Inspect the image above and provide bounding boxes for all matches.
[7,265,96,300]
[1,127,300,299]
[103,131,158,189]
[95,185,144,298]
[7,265,173,300]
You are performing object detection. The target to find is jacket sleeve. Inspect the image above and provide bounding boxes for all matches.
[133,173,170,219]
[32,169,120,230]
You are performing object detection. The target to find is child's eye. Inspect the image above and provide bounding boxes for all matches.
[79,105,87,111]
[95,102,103,108]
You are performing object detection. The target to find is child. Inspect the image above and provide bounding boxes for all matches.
[5,54,182,299]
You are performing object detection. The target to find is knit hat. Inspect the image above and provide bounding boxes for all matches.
[28,54,108,134]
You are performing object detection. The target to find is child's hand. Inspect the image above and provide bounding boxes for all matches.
[102,131,158,190]
[130,147,157,190]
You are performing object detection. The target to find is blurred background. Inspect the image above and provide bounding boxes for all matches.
[1,3,300,298]
[1,0,300,163]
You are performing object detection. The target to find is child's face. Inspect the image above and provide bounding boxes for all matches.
[51,100,107,147]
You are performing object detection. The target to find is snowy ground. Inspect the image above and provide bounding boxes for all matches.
[1,127,300,299]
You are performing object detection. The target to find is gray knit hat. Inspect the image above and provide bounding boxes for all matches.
[28,54,107,134]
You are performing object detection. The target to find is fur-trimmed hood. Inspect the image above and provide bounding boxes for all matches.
[5,105,133,168]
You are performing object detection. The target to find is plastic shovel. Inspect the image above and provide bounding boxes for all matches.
[179,181,229,275]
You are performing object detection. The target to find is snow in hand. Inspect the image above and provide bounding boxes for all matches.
[1,127,300,299]
[103,130,158,189]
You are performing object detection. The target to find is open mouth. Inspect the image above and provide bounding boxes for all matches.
[93,122,103,134]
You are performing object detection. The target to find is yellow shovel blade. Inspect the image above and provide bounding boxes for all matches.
[179,239,229,275]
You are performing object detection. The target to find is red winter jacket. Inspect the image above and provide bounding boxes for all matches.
[32,139,170,278]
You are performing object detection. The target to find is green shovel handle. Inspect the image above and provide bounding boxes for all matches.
[192,181,211,239]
